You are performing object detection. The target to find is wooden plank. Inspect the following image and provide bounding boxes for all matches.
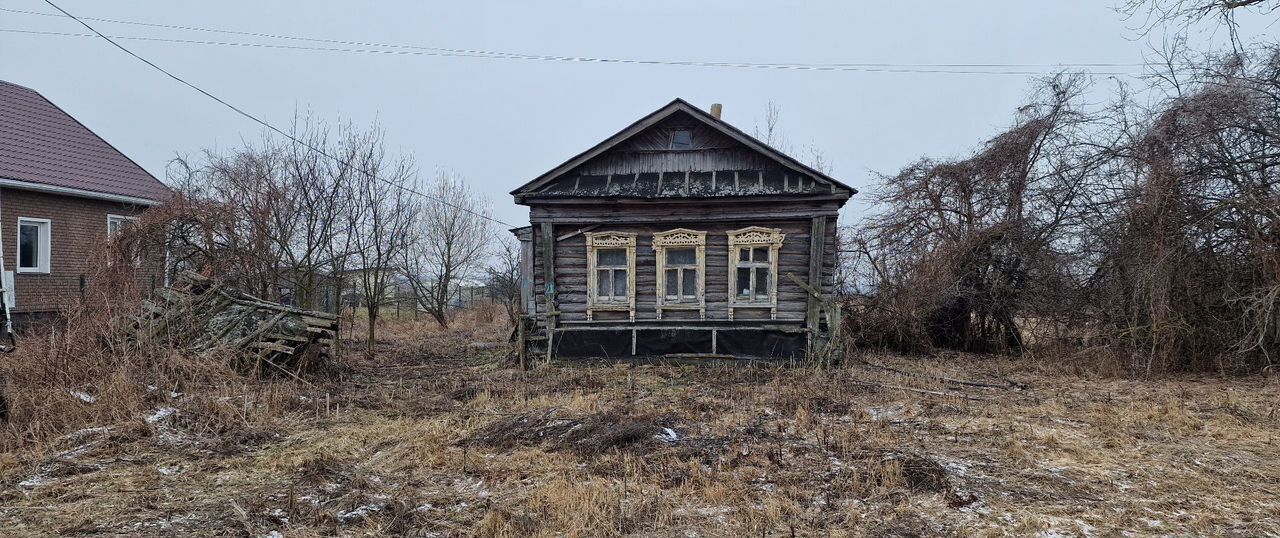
[806,216,826,335]
[541,222,557,330]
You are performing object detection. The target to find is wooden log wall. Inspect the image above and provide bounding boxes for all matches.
[531,215,837,326]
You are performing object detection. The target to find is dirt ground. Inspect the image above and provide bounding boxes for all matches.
[1,319,1278,537]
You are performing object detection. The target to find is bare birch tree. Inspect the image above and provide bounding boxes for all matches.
[401,171,492,328]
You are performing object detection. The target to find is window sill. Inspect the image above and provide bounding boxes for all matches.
[588,303,632,310]
[16,268,50,275]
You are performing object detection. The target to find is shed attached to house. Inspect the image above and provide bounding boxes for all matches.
[511,98,854,361]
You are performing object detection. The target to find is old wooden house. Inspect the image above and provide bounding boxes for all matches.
[511,99,854,361]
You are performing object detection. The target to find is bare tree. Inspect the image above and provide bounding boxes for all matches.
[484,236,522,326]
[1120,0,1277,45]
[853,74,1103,353]
[401,171,492,328]
[346,129,420,354]
[753,99,834,175]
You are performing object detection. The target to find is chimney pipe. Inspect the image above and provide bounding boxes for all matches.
[710,103,723,119]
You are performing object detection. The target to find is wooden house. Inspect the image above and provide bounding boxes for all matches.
[510,99,854,361]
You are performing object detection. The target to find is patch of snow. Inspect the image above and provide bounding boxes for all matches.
[146,407,177,424]
[262,532,284,538]
[865,404,904,420]
[337,503,384,523]
[69,390,96,404]
[655,427,679,443]
[415,503,435,513]
[941,460,970,477]
[18,475,48,489]
[158,466,182,476]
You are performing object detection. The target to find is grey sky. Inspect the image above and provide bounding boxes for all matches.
[2,1,1272,228]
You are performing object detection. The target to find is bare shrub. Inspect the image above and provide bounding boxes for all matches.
[850,74,1102,355]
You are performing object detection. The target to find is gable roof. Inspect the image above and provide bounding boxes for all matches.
[511,98,856,197]
[0,80,170,204]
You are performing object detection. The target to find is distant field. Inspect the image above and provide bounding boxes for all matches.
[1,318,1277,536]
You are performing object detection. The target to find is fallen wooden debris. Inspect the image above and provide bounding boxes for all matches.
[121,271,339,376]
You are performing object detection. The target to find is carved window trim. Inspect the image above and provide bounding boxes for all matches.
[727,226,785,321]
[585,231,637,321]
[652,228,706,320]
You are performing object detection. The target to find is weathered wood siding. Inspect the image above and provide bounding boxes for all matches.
[527,111,835,199]
[532,213,837,326]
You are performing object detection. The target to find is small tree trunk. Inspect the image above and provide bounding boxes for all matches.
[366,306,378,356]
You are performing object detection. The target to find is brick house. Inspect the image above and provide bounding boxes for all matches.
[0,80,170,319]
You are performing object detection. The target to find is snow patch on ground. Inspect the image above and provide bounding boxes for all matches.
[656,427,679,443]
[147,407,177,424]
[337,503,384,522]
[69,390,96,404]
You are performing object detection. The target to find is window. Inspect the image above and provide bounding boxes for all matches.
[670,129,692,150]
[107,214,141,266]
[107,214,137,236]
[16,218,51,274]
[652,229,706,320]
[727,226,785,320]
[585,232,636,321]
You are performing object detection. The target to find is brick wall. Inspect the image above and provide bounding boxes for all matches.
[0,188,164,313]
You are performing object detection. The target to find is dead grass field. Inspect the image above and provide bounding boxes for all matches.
[1,315,1278,537]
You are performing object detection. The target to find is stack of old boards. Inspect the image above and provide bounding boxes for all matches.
[123,271,339,375]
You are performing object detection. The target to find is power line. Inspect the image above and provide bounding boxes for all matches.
[36,0,519,229]
[0,27,1146,76]
[2,6,1150,75]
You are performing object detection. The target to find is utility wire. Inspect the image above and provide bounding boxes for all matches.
[0,28,1146,76]
[2,6,1150,75]
[36,0,518,229]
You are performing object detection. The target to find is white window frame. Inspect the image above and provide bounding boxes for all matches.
[727,226,785,321]
[106,214,138,236]
[16,217,52,274]
[107,214,142,266]
[652,228,706,320]
[584,231,636,321]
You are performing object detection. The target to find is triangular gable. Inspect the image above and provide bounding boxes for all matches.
[510,98,855,198]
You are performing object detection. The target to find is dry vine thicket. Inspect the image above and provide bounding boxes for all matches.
[848,47,1280,373]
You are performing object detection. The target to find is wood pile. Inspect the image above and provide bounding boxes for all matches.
[123,271,339,376]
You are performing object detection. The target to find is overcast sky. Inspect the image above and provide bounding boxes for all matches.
[2,1,1272,227]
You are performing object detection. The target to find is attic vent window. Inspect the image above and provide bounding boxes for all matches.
[670,129,692,150]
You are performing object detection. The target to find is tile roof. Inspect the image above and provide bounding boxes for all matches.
[0,80,170,203]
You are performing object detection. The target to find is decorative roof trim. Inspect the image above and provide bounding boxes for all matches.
[510,98,856,198]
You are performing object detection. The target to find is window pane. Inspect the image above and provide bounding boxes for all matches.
[666,247,696,265]
[597,248,627,266]
[19,224,38,268]
[736,267,752,298]
[755,268,771,298]
[753,247,770,262]
[670,130,692,150]
[597,269,612,297]
[612,270,628,297]
[682,269,697,297]
[665,269,678,297]
[738,248,749,262]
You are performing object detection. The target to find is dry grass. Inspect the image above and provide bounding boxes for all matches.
[1,312,1278,536]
